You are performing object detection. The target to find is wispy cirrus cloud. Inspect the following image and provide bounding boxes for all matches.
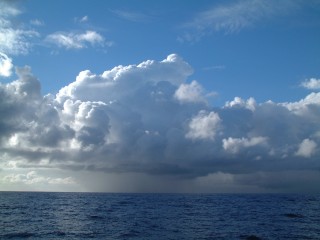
[179,0,299,42]
[0,2,111,56]
[0,1,21,19]
[30,19,44,26]
[0,1,39,55]
[202,65,226,71]
[79,15,89,23]
[0,29,39,55]
[74,15,89,23]
[46,30,113,49]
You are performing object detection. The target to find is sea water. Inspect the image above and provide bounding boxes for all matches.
[0,192,319,239]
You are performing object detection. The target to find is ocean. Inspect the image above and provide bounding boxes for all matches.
[0,192,319,239]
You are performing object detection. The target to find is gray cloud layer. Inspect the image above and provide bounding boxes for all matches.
[1,54,320,192]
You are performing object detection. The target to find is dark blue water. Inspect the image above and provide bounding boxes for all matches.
[0,192,319,239]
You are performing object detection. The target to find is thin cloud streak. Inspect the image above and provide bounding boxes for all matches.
[30,19,45,26]
[110,9,151,22]
[180,0,299,41]
[46,30,113,49]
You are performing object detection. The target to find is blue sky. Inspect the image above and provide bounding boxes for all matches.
[0,0,320,192]
[7,0,320,104]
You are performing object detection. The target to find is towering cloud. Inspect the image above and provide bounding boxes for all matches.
[1,54,320,192]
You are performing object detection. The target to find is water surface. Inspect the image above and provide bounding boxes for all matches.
[1,192,319,239]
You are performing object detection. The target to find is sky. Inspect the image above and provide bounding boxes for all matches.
[0,0,320,193]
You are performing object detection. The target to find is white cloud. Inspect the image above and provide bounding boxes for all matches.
[0,2,39,55]
[223,136,268,154]
[282,92,320,113]
[181,0,298,41]
[174,80,206,103]
[301,78,320,90]
[0,28,39,55]
[30,19,44,26]
[80,16,88,23]
[46,31,111,49]
[48,177,76,185]
[186,110,221,140]
[0,3,20,17]
[0,52,13,77]
[2,171,76,185]
[225,96,256,111]
[74,16,89,23]
[0,29,39,55]
[56,54,193,103]
[295,138,317,158]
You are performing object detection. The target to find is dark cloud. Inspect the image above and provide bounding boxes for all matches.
[1,55,320,192]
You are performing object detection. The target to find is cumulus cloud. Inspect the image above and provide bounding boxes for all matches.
[225,96,256,111]
[0,66,73,153]
[1,54,320,192]
[295,138,317,158]
[56,54,193,103]
[174,80,206,103]
[222,136,268,154]
[282,92,320,113]
[46,31,112,49]
[301,78,320,90]
[186,110,221,141]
